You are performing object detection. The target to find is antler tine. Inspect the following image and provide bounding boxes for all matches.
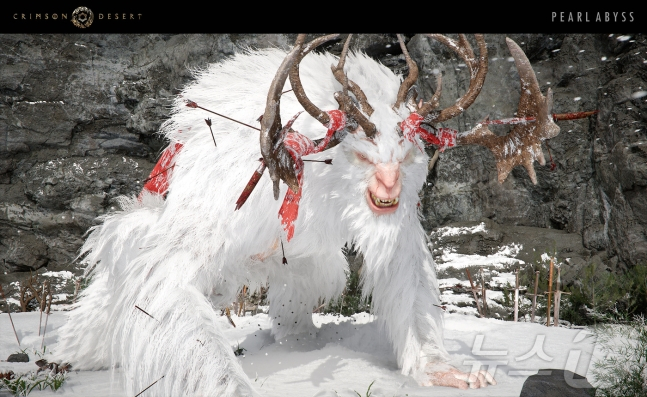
[427,71,442,111]
[333,91,378,138]
[331,34,374,116]
[260,34,308,199]
[288,34,341,127]
[419,34,488,123]
[393,34,419,110]
[330,34,378,138]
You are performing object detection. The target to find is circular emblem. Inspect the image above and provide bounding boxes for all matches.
[71,7,94,29]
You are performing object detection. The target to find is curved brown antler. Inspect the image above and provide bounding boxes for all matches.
[288,34,341,126]
[394,34,420,110]
[330,35,378,138]
[456,37,560,184]
[289,34,378,139]
[394,34,487,125]
[330,34,374,117]
[419,34,488,123]
[261,34,342,199]
[260,34,307,199]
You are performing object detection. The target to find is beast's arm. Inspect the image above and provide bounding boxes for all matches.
[363,221,495,389]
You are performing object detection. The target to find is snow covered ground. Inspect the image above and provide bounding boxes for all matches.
[1,223,602,396]
[1,310,601,397]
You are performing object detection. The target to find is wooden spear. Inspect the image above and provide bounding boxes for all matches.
[0,284,20,346]
[465,269,483,317]
[545,258,554,326]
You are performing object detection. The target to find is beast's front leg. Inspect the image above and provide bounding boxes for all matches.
[362,224,496,389]
[266,251,347,340]
[108,258,259,397]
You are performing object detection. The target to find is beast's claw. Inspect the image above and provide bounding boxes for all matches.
[423,363,497,389]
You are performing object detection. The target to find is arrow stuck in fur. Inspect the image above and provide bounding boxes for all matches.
[135,305,160,323]
[134,375,165,397]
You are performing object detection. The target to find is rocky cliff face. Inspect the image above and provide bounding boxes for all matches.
[0,34,645,302]
[413,34,646,273]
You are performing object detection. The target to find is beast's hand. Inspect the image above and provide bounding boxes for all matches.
[421,363,496,389]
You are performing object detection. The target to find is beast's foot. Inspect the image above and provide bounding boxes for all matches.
[420,363,496,389]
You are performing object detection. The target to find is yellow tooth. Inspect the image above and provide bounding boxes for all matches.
[371,193,399,207]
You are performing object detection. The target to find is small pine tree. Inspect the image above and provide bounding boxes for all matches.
[592,315,647,397]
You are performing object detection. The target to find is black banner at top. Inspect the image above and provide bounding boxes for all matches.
[1,4,643,34]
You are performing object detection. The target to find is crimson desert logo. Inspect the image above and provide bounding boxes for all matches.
[71,7,93,28]
[13,6,143,28]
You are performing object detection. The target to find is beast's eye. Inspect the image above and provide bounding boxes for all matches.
[355,152,371,163]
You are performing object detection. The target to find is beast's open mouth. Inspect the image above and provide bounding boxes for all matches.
[366,190,399,214]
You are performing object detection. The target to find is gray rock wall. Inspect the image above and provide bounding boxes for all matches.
[414,34,646,272]
[0,34,645,298]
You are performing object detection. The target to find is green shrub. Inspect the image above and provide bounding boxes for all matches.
[592,315,647,397]
[324,267,372,316]
[0,371,67,396]
[561,262,647,325]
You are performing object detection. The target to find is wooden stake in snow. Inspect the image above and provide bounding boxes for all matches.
[0,284,20,346]
[527,270,541,322]
[465,269,483,317]
[513,269,520,322]
[72,278,81,304]
[225,307,236,328]
[41,282,52,349]
[237,285,247,317]
[480,267,488,315]
[545,258,554,326]
[552,266,571,327]
[38,283,46,336]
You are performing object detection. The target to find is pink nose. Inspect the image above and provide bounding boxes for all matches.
[374,162,401,198]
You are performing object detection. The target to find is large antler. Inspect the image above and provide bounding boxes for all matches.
[456,38,559,184]
[397,34,559,184]
[394,34,488,124]
[289,34,378,139]
[260,34,340,198]
[262,34,383,198]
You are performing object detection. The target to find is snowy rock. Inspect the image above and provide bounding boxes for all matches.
[519,369,595,397]
[6,353,29,363]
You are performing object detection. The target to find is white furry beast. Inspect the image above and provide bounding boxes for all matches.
[55,48,450,396]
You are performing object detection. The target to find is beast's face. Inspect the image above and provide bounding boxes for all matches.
[342,106,425,215]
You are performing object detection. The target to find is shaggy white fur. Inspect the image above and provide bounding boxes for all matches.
[55,48,447,396]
